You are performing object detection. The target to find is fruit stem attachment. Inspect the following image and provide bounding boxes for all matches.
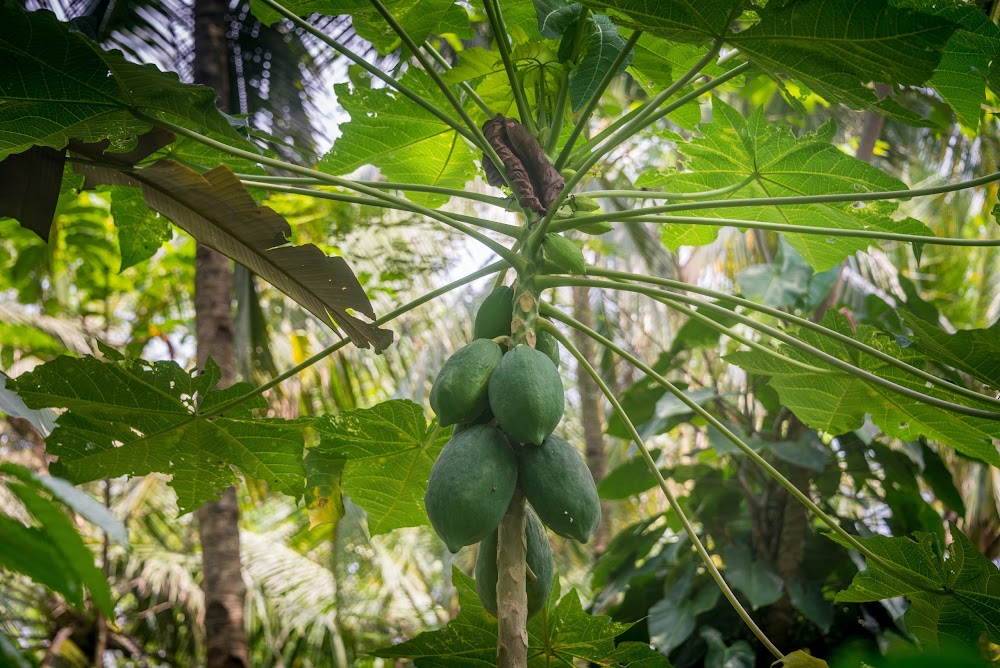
[496,489,528,668]
[510,274,540,347]
[492,335,516,350]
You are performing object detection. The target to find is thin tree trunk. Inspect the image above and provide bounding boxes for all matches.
[572,285,611,556]
[192,1,249,666]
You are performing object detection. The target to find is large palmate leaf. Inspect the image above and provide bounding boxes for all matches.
[895,0,1000,130]
[628,34,726,96]
[640,99,930,271]
[0,4,238,159]
[729,0,956,111]
[375,569,671,666]
[833,525,1000,648]
[349,0,472,55]
[79,160,392,350]
[319,71,476,208]
[726,312,1000,466]
[311,400,449,535]
[9,354,307,513]
[581,0,740,44]
[902,312,1000,390]
[250,0,470,53]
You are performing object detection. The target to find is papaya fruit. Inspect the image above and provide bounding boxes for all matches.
[429,339,503,427]
[488,345,564,445]
[425,425,517,553]
[535,329,560,368]
[518,434,601,542]
[474,285,514,340]
[576,220,613,235]
[475,507,553,619]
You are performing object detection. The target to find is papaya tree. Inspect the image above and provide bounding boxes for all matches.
[2,0,1000,666]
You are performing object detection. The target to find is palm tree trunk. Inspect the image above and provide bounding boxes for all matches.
[572,285,611,556]
[192,1,249,666]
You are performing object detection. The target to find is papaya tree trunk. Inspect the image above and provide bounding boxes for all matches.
[572,285,611,556]
[192,0,249,666]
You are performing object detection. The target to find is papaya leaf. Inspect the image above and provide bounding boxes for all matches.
[0,371,56,437]
[303,449,346,529]
[312,400,449,535]
[374,568,668,666]
[319,71,476,209]
[729,0,956,112]
[628,34,727,95]
[726,312,1000,467]
[580,0,739,44]
[902,312,1000,390]
[77,160,391,350]
[832,524,1000,649]
[349,0,472,55]
[250,0,471,53]
[644,99,929,271]
[8,354,307,513]
[0,4,239,159]
[894,0,1000,131]
[373,568,498,665]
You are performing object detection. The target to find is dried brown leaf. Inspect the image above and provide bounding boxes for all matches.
[79,159,393,351]
[482,115,564,213]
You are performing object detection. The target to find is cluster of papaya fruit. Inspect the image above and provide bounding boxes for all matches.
[423,285,601,618]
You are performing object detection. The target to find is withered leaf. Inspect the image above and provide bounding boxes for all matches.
[482,115,565,213]
[77,159,394,352]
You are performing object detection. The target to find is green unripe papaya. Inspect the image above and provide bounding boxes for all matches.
[474,285,514,340]
[576,220,613,235]
[429,339,503,427]
[425,425,517,553]
[475,507,553,619]
[518,434,601,543]
[488,345,564,445]
[535,330,560,368]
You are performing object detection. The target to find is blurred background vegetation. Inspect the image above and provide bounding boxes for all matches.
[2,0,1000,666]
